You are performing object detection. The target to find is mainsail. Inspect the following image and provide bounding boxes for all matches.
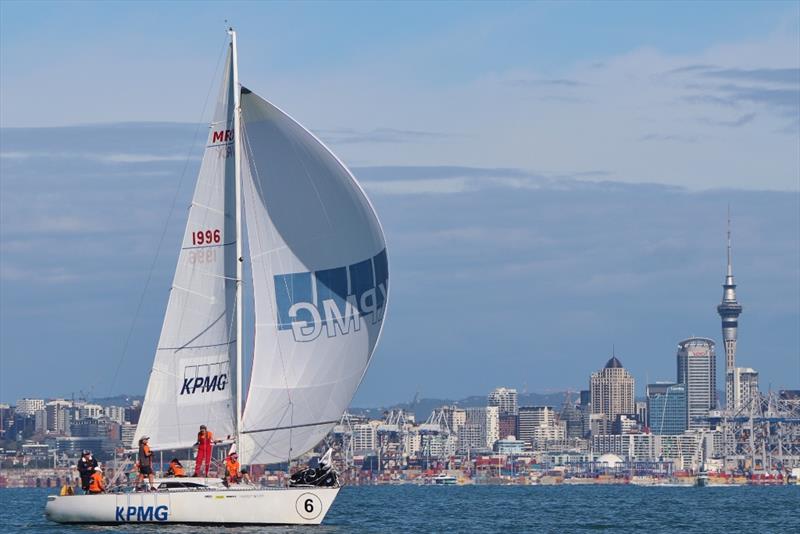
[135,38,388,462]
[134,48,238,449]
[239,90,388,465]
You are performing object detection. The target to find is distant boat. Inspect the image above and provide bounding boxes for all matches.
[45,27,389,525]
[432,473,458,485]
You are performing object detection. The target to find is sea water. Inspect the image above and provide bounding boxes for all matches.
[2,485,798,533]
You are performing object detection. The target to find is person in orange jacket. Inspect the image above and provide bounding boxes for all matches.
[167,458,186,477]
[224,452,251,484]
[88,467,105,494]
[193,425,221,477]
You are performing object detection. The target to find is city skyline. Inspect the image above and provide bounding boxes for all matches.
[1,2,798,405]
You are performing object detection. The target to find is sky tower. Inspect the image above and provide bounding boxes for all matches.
[717,212,743,411]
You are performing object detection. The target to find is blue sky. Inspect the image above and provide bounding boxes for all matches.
[1,1,798,405]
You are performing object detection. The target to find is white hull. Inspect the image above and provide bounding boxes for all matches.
[45,485,339,525]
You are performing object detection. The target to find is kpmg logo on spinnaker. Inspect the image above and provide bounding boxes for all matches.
[274,249,388,342]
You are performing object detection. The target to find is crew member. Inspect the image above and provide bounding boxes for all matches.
[193,425,220,477]
[88,467,105,494]
[77,450,98,494]
[134,436,156,491]
[224,452,251,484]
[167,458,186,477]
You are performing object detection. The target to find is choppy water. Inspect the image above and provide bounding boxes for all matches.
[2,485,798,533]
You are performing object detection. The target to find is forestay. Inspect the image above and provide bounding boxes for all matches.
[239,89,388,464]
[134,48,238,449]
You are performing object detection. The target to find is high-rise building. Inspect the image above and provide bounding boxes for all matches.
[647,383,687,435]
[498,414,518,439]
[459,406,499,451]
[560,402,584,439]
[441,405,466,435]
[104,406,127,425]
[44,399,73,435]
[717,215,743,410]
[120,422,138,448]
[676,338,716,429]
[635,401,648,427]
[590,356,635,435]
[488,387,518,416]
[15,398,45,416]
[732,367,759,413]
[518,406,565,448]
[353,422,378,453]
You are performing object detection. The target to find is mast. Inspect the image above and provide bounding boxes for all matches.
[228,27,244,453]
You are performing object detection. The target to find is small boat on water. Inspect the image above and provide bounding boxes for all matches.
[45,27,389,526]
[432,473,458,485]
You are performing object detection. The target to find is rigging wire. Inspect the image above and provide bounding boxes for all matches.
[103,37,229,400]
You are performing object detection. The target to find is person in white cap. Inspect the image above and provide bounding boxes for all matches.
[134,436,156,491]
[88,466,105,494]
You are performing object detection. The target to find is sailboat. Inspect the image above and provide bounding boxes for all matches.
[45,28,388,525]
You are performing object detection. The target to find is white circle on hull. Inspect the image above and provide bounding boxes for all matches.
[295,492,322,520]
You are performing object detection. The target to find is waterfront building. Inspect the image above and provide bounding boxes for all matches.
[457,423,483,453]
[15,398,45,416]
[44,400,73,435]
[676,338,716,429]
[54,436,112,459]
[590,355,635,434]
[560,401,584,439]
[578,391,592,437]
[120,422,137,447]
[732,367,759,413]
[462,406,499,450]
[124,404,141,424]
[717,215,743,411]
[77,403,104,420]
[591,430,721,470]
[498,414,518,439]
[0,404,12,439]
[494,436,525,454]
[353,422,378,453]
[612,414,639,435]
[635,401,648,427]
[488,387,518,416]
[647,383,687,435]
[34,409,48,434]
[103,405,126,424]
[441,405,466,436]
[518,406,564,448]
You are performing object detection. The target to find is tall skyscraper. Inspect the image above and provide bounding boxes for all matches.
[717,214,743,410]
[646,383,687,435]
[676,337,716,429]
[488,387,518,416]
[590,355,635,435]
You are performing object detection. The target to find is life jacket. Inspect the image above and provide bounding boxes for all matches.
[88,472,104,493]
[170,462,185,477]
[197,430,214,447]
[225,458,240,479]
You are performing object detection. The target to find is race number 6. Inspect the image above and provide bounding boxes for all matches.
[295,493,322,520]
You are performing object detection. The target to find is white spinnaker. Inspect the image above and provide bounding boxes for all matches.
[134,49,238,449]
[240,89,388,465]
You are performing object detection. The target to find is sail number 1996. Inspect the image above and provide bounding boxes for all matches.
[191,229,221,246]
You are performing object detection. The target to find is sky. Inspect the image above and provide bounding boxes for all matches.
[0,1,798,406]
